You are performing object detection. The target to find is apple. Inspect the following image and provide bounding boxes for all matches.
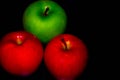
[44,34,88,80]
[0,31,43,76]
[23,0,67,43]
[0,42,1,64]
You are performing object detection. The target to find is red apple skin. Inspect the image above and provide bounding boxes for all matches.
[0,31,43,76]
[44,34,88,80]
[0,42,1,64]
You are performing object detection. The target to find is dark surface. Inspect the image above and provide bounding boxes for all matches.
[0,0,97,80]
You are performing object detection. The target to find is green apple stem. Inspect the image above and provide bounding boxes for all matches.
[44,6,49,16]
[61,38,68,50]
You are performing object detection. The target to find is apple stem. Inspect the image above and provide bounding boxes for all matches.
[44,6,49,16]
[61,38,68,50]
[58,78,74,80]
[17,38,22,45]
[58,79,74,80]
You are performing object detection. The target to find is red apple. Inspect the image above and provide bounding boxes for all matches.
[0,42,1,64]
[0,31,43,76]
[44,34,88,80]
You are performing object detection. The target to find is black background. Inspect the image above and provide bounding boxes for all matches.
[0,0,96,80]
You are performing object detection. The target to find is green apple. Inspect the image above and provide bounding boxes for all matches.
[23,0,67,43]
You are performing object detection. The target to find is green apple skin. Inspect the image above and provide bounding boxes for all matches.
[23,0,67,43]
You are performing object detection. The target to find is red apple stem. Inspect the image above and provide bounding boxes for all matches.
[44,6,49,16]
[61,38,68,50]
